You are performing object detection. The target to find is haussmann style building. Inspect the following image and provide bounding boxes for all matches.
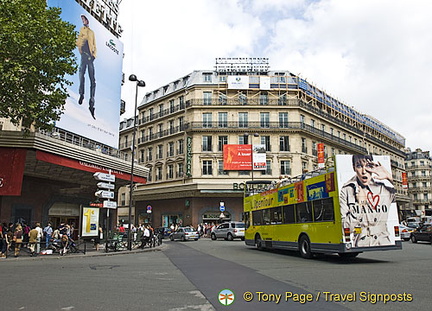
[118,58,410,228]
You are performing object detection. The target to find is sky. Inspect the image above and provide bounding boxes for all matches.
[118,0,432,153]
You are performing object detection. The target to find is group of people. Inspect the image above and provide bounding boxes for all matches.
[0,222,76,258]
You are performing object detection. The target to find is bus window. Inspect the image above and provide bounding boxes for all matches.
[270,207,282,224]
[296,202,312,223]
[252,210,263,226]
[263,209,271,225]
[282,205,295,224]
[244,212,251,229]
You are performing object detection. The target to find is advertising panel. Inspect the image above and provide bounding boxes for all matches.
[0,148,27,196]
[227,76,249,89]
[81,206,100,238]
[252,144,266,171]
[335,154,400,248]
[317,143,325,168]
[223,144,252,170]
[48,0,123,148]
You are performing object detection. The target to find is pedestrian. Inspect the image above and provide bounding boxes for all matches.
[140,225,150,248]
[28,226,38,257]
[94,226,103,251]
[43,222,53,249]
[22,223,31,247]
[13,224,23,257]
[0,224,8,258]
[35,223,43,255]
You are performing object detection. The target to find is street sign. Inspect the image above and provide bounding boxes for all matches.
[95,190,115,199]
[93,172,115,182]
[97,182,115,190]
[220,201,225,212]
[103,201,117,209]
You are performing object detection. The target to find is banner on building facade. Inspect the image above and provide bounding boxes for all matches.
[0,148,27,196]
[223,144,252,170]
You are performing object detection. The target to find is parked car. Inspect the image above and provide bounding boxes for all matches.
[169,227,199,241]
[399,224,415,241]
[410,224,432,243]
[211,222,245,241]
[155,227,172,238]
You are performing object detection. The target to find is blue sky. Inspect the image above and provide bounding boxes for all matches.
[119,0,432,153]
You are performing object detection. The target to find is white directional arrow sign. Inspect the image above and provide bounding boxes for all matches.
[95,190,115,199]
[97,182,115,190]
[93,172,115,182]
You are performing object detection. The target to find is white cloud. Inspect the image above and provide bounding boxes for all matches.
[119,0,432,152]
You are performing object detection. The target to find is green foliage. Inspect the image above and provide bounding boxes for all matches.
[0,0,77,131]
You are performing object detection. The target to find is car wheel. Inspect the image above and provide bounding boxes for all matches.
[299,235,313,259]
[170,235,174,241]
[227,233,234,241]
[181,236,186,242]
[194,238,198,241]
[241,237,245,241]
[211,233,217,240]
[411,235,417,243]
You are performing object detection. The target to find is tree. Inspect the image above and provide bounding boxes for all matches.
[0,0,77,132]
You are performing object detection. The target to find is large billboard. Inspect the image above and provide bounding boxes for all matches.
[48,0,123,148]
[223,144,266,171]
[335,154,400,248]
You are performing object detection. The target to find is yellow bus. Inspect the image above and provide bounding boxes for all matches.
[244,154,403,259]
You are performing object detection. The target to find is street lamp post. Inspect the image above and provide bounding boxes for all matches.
[127,74,145,250]
[244,133,259,180]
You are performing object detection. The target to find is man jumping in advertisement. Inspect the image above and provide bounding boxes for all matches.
[340,154,396,247]
[76,14,97,119]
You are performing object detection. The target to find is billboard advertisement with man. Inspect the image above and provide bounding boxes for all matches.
[48,0,123,148]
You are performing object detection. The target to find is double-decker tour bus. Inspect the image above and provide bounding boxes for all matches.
[243,154,402,259]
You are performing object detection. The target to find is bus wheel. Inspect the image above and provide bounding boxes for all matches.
[299,235,313,259]
[255,235,264,250]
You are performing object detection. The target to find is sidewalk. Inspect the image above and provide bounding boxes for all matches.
[0,243,165,261]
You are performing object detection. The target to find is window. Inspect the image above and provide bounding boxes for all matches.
[179,96,185,109]
[178,116,184,130]
[296,202,312,223]
[177,139,184,154]
[202,160,213,175]
[159,104,164,117]
[149,108,154,120]
[169,100,175,113]
[218,160,228,175]
[167,164,174,179]
[312,198,335,222]
[202,136,212,151]
[203,73,212,82]
[300,114,305,125]
[238,135,247,145]
[157,145,163,159]
[280,160,291,175]
[177,163,184,178]
[156,167,162,181]
[282,205,295,224]
[239,92,247,105]
[218,136,228,152]
[260,136,271,151]
[278,94,287,106]
[279,112,288,128]
[260,112,269,128]
[311,119,315,128]
[239,112,248,128]
[204,92,212,105]
[259,93,268,105]
[219,92,227,105]
[203,113,212,128]
[218,112,228,128]
[147,147,153,161]
[148,127,153,139]
[158,123,163,136]
[169,120,174,134]
[168,142,174,157]
[301,138,307,153]
[270,207,282,224]
[261,160,272,175]
[312,141,317,156]
[280,136,290,151]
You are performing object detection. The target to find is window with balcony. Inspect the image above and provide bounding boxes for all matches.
[239,92,247,105]
[239,112,248,128]
[169,100,175,113]
[218,112,228,128]
[179,96,185,109]
[278,94,287,106]
[203,113,212,128]
[279,112,288,128]
[178,116,184,130]
[204,92,212,105]
[169,120,174,134]
[202,136,212,151]
[178,139,184,155]
[259,93,268,105]
[157,145,163,159]
[147,147,153,161]
[168,142,174,157]
[302,138,307,153]
[219,93,227,105]
[260,112,269,128]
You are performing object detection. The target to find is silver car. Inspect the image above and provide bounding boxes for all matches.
[169,227,199,241]
[211,222,245,241]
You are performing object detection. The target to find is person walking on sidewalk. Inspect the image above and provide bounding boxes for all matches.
[43,222,53,249]
[28,226,38,257]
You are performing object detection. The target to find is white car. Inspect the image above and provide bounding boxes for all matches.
[399,224,415,241]
[169,227,199,241]
[211,222,245,241]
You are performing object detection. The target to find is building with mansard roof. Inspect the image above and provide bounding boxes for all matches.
[119,58,410,227]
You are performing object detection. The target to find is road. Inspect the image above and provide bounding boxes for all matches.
[0,239,429,310]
